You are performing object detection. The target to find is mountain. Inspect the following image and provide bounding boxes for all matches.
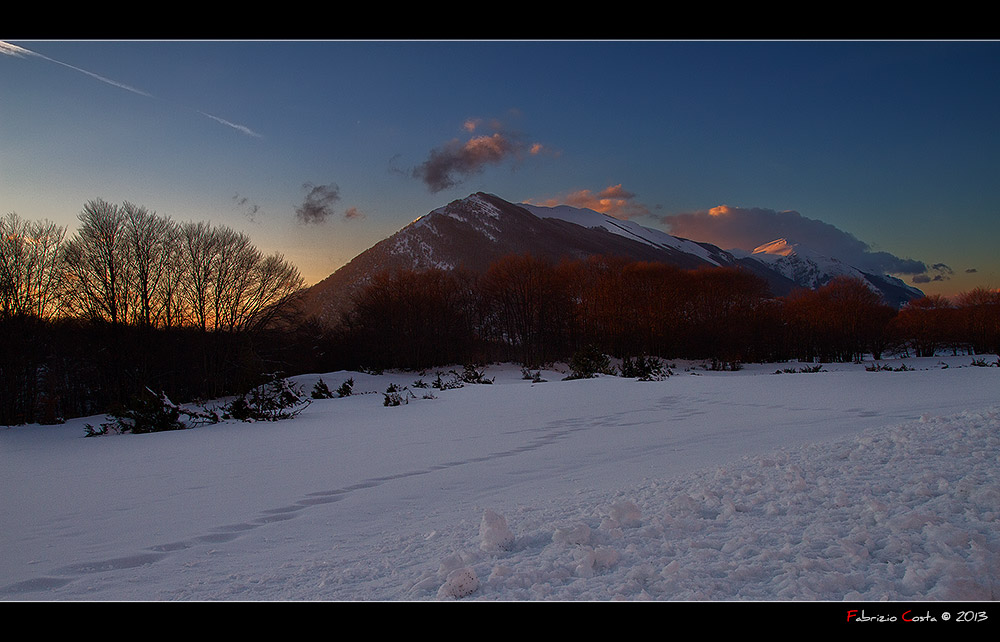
[301,193,921,323]
[732,238,925,308]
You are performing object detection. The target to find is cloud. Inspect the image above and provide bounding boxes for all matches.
[412,118,546,193]
[1,40,260,138]
[294,183,364,224]
[296,183,341,225]
[660,205,927,275]
[912,263,954,283]
[232,193,261,222]
[528,184,651,220]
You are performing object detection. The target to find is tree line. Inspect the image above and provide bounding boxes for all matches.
[4,202,999,426]
[333,253,1000,372]
[1,201,306,425]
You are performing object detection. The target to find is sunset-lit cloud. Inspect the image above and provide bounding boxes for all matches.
[413,118,546,193]
[660,205,927,275]
[529,184,651,220]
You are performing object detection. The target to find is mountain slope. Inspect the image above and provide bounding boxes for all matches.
[301,193,921,324]
[302,193,753,323]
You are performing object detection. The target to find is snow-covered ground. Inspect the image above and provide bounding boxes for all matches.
[1,355,998,601]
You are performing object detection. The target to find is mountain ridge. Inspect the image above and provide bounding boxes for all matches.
[302,193,922,323]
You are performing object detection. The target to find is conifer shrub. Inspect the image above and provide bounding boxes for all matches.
[383,383,417,406]
[459,364,494,384]
[226,373,310,422]
[336,378,355,397]
[311,378,335,399]
[620,355,670,381]
[84,388,219,436]
[565,345,614,380]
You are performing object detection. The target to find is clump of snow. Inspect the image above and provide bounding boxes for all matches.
[552,523,592,547]
[479,510,515,552]
[437,567,479,599]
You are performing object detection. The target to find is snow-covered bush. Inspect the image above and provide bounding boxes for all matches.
[336,378,355,397]
[383,383,416,407]
[84,388,219,436]
[620,355,670,381]
[521,367,546,383]
[226,373,310,422]
[565,344,613,380]
[311,379,335,399]
[459,364,493,384]
[432,372,464,390]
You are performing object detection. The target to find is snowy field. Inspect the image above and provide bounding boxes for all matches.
[1,355,998,601]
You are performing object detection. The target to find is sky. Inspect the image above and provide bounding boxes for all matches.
[2,39,999,296]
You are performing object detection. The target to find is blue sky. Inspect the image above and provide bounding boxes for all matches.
[2,40,998,295]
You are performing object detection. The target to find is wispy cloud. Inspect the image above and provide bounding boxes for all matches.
[412,117,548,193]
[912,263,954,283]
[1,40,260,138]
[199,111,262,138]
[527,184,651,220]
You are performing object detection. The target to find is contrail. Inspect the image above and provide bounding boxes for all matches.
[1,40,261,138]
[199,111,262,139]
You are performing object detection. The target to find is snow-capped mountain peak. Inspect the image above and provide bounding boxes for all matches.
[752,238,798,257]
[741,237,923,306]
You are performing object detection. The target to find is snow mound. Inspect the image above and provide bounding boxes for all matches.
[437,567,479,599]
[479,509,515,552]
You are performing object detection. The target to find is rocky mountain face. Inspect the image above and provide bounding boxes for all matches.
[301,193,922,324]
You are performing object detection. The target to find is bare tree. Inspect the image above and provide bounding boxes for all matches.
[121,202,173,327]
[0,212,67,319]
[62,199,134,324]
[178,221,219,331]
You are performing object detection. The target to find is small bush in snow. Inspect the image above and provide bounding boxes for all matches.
[336,378,355,397]
[521,367,546,382]
[383,383,416,406]
[620,355,670,381]
[458,364,494,384]
[775,364,826,374]
[565,345,613,380]
[432,372,463,390]
[226,373,310,422]
[85,388,219,436]
[708,358,742,371]
[866,362,913,372]
[311,379,335,399]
